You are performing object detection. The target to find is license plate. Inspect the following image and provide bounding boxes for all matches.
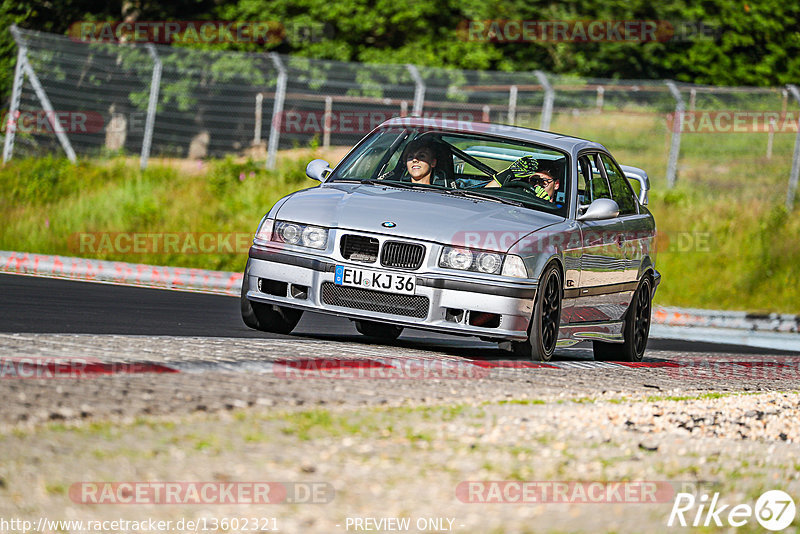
[334,265,416,295]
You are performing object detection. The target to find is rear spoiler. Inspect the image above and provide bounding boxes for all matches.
[620,165,650,206]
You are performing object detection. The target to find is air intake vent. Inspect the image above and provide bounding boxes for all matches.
[340,234,379,263]
[380,241,425,270]
[321,283,429,319]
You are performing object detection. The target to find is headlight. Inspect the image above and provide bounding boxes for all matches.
[277,222,302,244]
[443,248,473,270]
[439,246,503,275]
[501,255,528,278]
[302,225,327,249]
[273,221,328,250]
[476,252,502,274]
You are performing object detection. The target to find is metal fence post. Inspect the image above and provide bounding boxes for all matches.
[9,26,77,163]
[665,81,685,189]
[766,118,775,160]
[266,53,287,170]
[253,93,263,145]
[507,85,518,124]
[781,89,788,116]
[406,65,426,117]
[2,38,26,163]
[140,44,161,171]
[534,71,553,131]
[786,84,800,211]
[322,96,332,149]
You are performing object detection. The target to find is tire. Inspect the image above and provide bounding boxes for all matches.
[240,272,261,329]
[354,320,404,340]
[240,273,303,335]
[512,262,562,361]
[593,276,652,362]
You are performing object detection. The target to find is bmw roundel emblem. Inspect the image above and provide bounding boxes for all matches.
[381,221,396,228]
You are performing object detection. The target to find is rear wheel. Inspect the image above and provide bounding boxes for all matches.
[354,320,404,340]
[240,274,303,334]
[593,276,652,362]
[512,263,562,361]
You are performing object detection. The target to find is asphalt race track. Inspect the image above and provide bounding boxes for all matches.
[0,272,791,353]
[1,272,799,425]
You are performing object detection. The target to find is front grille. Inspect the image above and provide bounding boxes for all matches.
[340,234,379,263]
[321,283,429,319]
[380,241,425,270]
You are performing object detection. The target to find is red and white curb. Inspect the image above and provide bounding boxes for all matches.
[0,250,241,296]
[5,355,799,380]
[2,251,799,351]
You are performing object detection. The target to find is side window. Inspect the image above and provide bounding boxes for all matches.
[600,154,637,215]
[582,153,611,202]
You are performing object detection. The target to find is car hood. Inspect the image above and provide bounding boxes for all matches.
[274,183,562,251]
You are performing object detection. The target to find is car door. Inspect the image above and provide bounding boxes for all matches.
[598,153,650,312]
[566,152,628,323]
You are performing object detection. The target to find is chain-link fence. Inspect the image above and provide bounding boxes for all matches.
[3,26,800,208]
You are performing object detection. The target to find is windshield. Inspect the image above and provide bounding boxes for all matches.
[328,127,570,216]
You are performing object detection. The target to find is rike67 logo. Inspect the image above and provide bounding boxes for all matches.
[668,490,796,531]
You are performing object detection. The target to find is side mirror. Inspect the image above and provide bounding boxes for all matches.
[577,198,620,221]
[620,165,650,206]
[306,159,332,182]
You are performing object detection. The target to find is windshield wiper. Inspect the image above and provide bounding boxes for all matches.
[443,189,523,206]
[360,179,437,190]
[330,179,417,187]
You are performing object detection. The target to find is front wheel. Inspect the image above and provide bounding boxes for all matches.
[248,302,303,335]
[354,320,403,340]
[593,276,652,362]
[240,274,302,335]
[512,263,562,361]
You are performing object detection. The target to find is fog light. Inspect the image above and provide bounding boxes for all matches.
[468,312,501,328]
[445,308,465,323]
[290,284,308,299]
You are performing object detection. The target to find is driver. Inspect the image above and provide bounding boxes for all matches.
[485,155,559,202]
[529,169,559,203]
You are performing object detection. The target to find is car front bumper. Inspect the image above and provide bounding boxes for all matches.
[244,245,537,341]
